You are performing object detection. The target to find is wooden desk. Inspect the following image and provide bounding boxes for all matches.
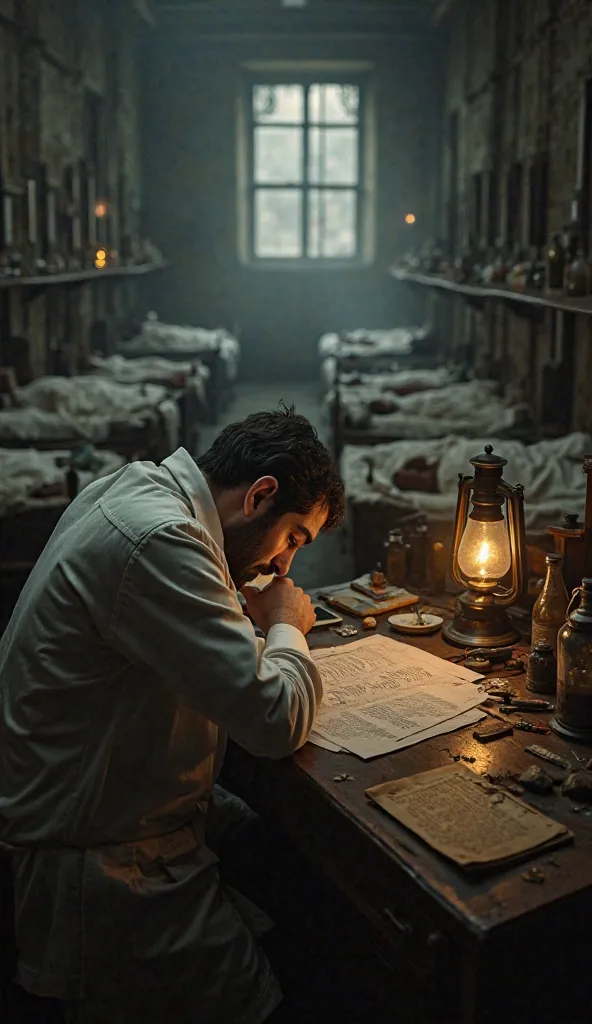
[226,595,592,1024]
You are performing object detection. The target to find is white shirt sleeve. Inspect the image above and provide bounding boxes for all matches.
[109,521,322,760]
[266,623,311,657]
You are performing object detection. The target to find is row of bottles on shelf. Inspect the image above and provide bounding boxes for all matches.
[546,228,592,298]
[396,226,592,298]
[0,164,156,279]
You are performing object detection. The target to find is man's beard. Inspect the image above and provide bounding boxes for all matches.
[222,512,276,590]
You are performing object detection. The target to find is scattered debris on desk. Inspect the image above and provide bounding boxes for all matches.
[441,748,476,764]
[522,867,546,885]
[562,770,592,803]
[501,696,555,712]
[333,773,355,783]
[569,750,587,764]
[513,719,549,734]
[525,745,572,772]
[519,765,555,795]
[362,616,377,631]
[464,655,491,673]
[473,721,514,744]
[330,625,358,638]
[483,771,524,796]
[482,677,515,694]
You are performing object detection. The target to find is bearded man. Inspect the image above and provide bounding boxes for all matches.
[0,406,344,1024]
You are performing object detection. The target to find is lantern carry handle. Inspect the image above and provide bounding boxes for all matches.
[493,480,526,607]
[449,474,473,589]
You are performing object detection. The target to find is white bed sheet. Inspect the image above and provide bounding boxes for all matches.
[342,433,591,532]
[90,354,210,403]
[325,367,467,415]
[318,326,423,361]
[0,448,125,517]
[322,362,456,394]
[0,376,180,451]
[339,380,529,440]
[120,321,240,380]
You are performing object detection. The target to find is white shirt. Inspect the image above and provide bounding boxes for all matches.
[0,447,322,1015]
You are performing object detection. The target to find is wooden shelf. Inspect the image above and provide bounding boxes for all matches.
[0,262,166,292]
[390,267,592,317]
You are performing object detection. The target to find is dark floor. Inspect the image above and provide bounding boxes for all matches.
[198,379,353,591]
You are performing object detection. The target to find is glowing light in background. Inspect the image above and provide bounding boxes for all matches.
[95,201,108,219]
[95,248,107,269]
[405,213,416,225]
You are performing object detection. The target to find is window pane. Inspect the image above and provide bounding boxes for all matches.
[254,126,303,184]
[253,84,304,123]
[308,189,357,258]
[255,189,302,258]
[309,127,358,185]
[309,84,359,124]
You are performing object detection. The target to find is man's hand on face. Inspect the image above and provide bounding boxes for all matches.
[241,577,316,636]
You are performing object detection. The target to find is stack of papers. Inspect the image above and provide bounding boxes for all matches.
[309,634,486,759]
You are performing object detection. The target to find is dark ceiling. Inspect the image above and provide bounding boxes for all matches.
[150,0,449,37]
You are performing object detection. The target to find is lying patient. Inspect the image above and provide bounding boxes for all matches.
[393,456,439,493]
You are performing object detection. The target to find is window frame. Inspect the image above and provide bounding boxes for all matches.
[242,70,370,268]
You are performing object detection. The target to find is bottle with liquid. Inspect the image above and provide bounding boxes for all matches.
[384,530,406,588]
[552,578,592,742]
[531,553,568,656]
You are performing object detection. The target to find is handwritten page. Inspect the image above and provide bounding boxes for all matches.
[310,634,486,759]
[367,765,573,869]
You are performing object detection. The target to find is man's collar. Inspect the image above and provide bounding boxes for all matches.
[160,448,224,550]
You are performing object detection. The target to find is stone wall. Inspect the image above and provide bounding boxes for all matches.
[436,0,592,435]
[0,0,146,380]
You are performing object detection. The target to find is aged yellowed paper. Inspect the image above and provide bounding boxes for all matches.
[367,764,572,868]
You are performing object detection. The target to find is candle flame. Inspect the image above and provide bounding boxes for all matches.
[477,541,491,567]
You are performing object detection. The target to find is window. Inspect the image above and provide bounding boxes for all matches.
[244,78,366,263]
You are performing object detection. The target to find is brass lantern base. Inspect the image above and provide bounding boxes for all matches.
[443,589,521,649]
[550,715,592,743]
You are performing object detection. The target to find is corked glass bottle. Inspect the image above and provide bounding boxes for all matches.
[531,554,568,656]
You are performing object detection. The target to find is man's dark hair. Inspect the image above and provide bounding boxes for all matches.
[197,405,345,530]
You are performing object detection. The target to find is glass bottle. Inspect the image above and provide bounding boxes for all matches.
[526,641,557,695]
[384,530,406,588]
[430,541,447,593]
[552,579,592,741]
[408,522,429,590]
[565,248,590,297]
[531,553,568,656]
[546,233,565,290]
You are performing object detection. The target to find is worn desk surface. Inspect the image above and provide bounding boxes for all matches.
[227,592,592,1023]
